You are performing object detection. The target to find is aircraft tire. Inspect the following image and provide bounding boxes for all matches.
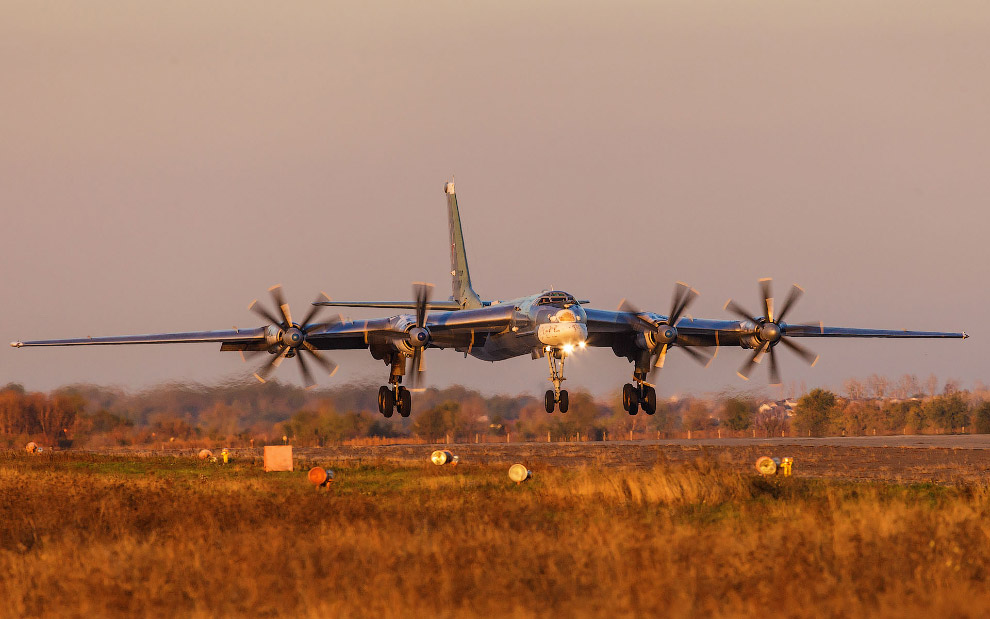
[642,386,657,415]
[558,390,569,413]
[381,387,395,418]
[378,386,388,415]
[397,387,412,418]
[544,390,556,414]
[622,383,637,412]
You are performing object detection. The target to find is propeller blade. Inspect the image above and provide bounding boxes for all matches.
[409,348,426,390]
[669,282,699,326]
[296,350,317,389]
[725,299,758,324]
[248,299,283,328]
[303,313,342,335]
[254,345,289,383]
[779,336,819,366]
[240,349,265,363]
[677,343,712,367]
[299,292,331,330]
[268,285,292,326]
[302,342,339,377]
[413,282,434,328]
[759,278,773,321]
[737,342,769,380]
[654,343,668,368]
[768,346,781,385]
[776,285,804,324]
[618,299,656,332]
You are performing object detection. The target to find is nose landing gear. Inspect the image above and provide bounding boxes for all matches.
[544,347,570,413]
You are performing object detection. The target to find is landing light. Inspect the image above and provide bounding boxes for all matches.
[562,344,574,354]
[578,341,586,349]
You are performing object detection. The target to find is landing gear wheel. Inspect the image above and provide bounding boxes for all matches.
[622,383,638,413]
[558,390,569,413]
[397,387,412,418]
[378,386,388,415]
[545,390,556,414]
[380,387,395,418]
[642,386,657,416]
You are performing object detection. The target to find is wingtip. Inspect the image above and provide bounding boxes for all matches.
[10,341,23,348]
[963,332,969,339]
[736,372,750,381]
[253,373,266,384]
[811,355,821,367]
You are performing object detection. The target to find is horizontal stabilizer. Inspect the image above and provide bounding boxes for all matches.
[313,300,464,311]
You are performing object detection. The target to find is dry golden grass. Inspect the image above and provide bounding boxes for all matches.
[2,451,990,618]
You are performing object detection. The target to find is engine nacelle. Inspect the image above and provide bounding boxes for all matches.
[265,325,284,350]
[395,326,431,355]
[638,324,677,351]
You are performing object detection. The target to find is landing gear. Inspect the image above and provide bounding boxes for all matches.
[622,381,657,416]
[378,357,412,418]
[544,348,570,413]
[545,389,570,413]
[378,384,411,417]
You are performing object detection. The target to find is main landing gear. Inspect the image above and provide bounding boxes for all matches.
[622,374,657,416]
[378,385,411,418]
[544,348,570,413]
[378,357,412,418]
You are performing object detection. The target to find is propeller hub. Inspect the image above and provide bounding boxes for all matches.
[281,326,305,348]
[657,325,678,345]
[408,326,430,348]
[759,322,782,344]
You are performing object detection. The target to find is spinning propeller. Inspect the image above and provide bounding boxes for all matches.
[405,283,433,390]
[724,278,819,384]
[620,282,713,377]
[246,285,341,388]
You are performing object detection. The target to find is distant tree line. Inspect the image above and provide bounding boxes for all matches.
[2,374,989,447]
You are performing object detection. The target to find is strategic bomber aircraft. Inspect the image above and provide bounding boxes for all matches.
[12,182,968,418]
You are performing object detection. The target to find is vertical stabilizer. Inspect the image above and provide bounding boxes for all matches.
[444,181,484,309]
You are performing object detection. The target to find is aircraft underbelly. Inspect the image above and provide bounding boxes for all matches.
[469,332,539,362]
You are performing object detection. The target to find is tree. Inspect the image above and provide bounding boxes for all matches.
[844,378,866,400]
[412,401,460,441]
[793,389,838,437]
[866,374,888,400]
[721,398,755,431]
[973,402,990,434]
[921,394,969,432]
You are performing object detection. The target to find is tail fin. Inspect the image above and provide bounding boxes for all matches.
[444,181,484,309]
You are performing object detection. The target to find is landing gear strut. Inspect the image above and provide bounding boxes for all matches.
[544,348,570,413]
[378,357,412,418]
[623,369,657,416]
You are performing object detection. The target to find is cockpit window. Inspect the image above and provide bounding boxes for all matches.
[536,291,577,307]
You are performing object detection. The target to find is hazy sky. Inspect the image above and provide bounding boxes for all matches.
[3,2,988,399]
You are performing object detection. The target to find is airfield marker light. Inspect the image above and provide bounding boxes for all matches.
[307,467,335,489]
[431,450,457,466]
[508,463,532,484]
[755,456,781,476]
[781,457,794,476]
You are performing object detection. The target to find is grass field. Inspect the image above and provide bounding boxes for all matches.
[3,449,990,618]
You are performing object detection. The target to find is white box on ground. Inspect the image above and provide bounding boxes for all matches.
[264,445,293,472]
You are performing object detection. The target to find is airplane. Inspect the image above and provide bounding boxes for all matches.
[11,181,968,418]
